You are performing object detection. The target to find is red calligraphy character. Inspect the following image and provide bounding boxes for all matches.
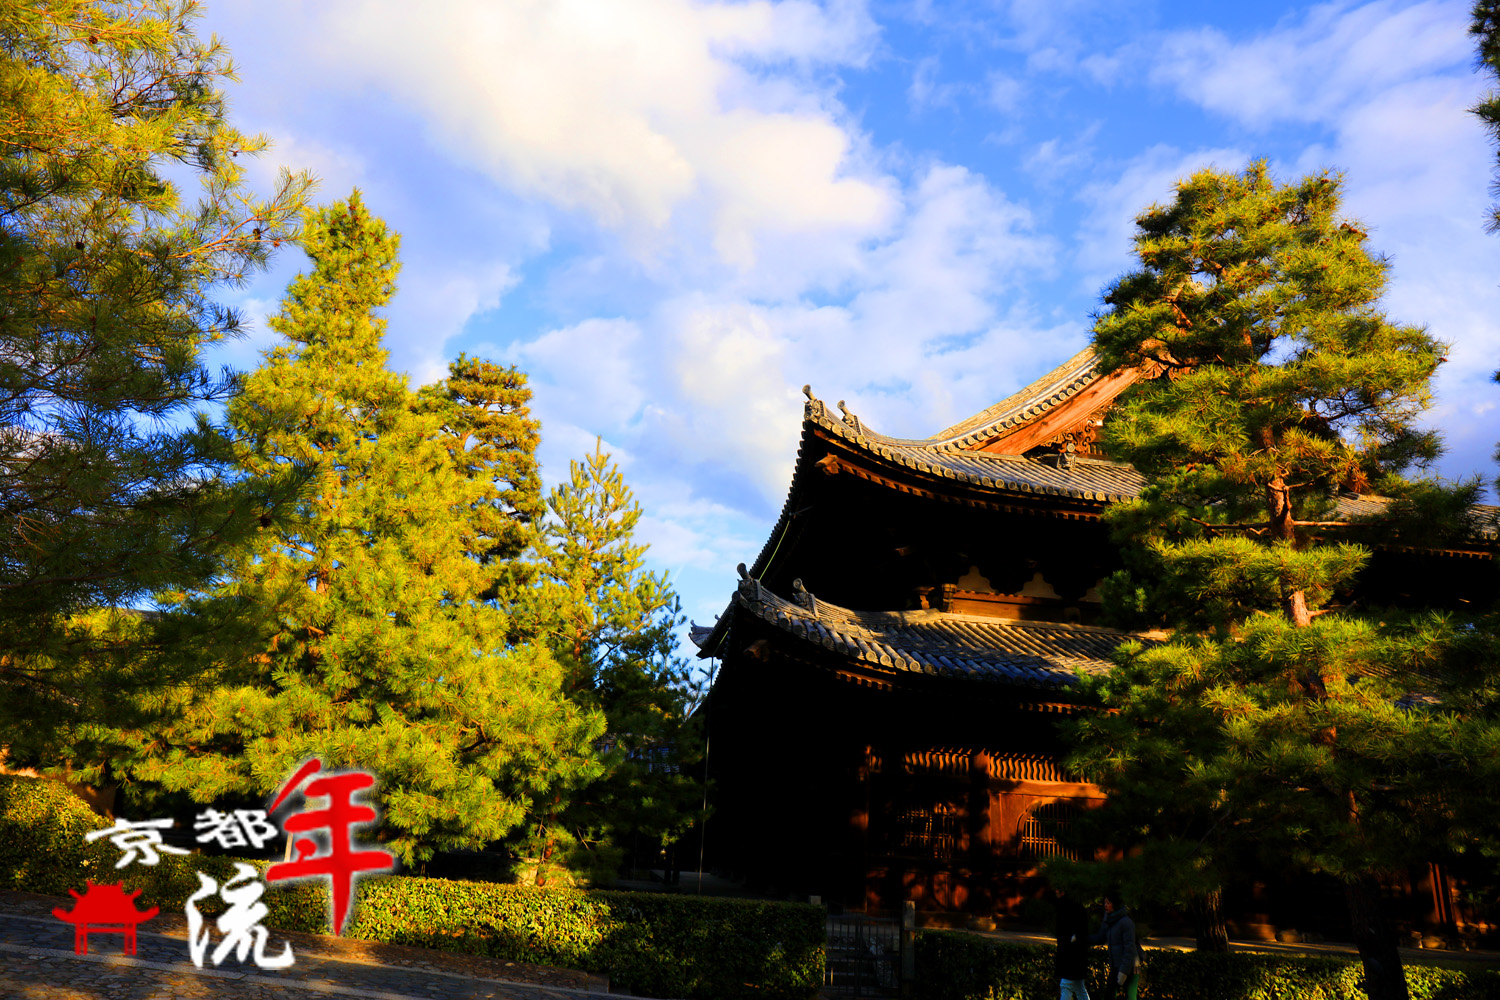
[264,760,394,936]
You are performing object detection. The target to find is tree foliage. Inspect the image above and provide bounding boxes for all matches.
[130,195,603,865]
[1471,1,1500,235]
[415,355,544,604]
[512,444,703,886]
[0,0,311,762]
[1469,0,1500,475]
[1066,162,1487,1000]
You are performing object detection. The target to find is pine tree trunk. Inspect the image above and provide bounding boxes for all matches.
[534,838,553,887]
[1264,471,1311,627]
[1345,876,1409,1000]
[1190,888,1230,953]
[534,796,562,887]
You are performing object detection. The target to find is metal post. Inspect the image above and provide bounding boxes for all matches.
[900,900,916,996]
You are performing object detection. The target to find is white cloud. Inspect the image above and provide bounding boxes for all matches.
[701,0,879,65]
[1078,50,1125,86]
[636,494,765,573]
[986,70,1025,113]
[1023,122,1101,186]
[208,0,907,426]
[1151,0,1470,129]
[989,0,1146,74]
[844,163,1053,375]
[500,160,1059,509]
[390,262,518,386]
[650,298,804,500]
[910,56,962,112]
[511,317,649,436]
[240,131,366,205]
[290,0,891,272]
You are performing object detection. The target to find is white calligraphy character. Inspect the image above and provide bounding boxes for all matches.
[193,809,280,850]
[186,862,294,970]
[84,818,190,868]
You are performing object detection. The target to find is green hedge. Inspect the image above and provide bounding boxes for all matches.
[0,773,109,895]
[914,929,1500,1000]
[254,873,823,999]
[0,773,249,911]
[0,775,821,999]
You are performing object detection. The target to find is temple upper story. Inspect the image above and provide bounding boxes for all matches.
[696,347,1499,647]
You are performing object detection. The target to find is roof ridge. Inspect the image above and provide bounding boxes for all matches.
[699,578,1144,690]
[736,579,1145,640]
[930,346,1101,446]
[801,347,1101,454]
[838,604,1145,637]
[799,405,1144,504]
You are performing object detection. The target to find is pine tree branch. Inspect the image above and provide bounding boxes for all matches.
[1187,517,1350,533]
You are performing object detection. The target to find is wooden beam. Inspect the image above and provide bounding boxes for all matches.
[974,365,1145,454]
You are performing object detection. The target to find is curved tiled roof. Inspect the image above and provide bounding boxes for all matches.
[1335,494,1500,541]
[816,403,1500,534]
[1477,505,1500,540]
[931,347,1104,447]
[808,401,1145,503]
[694,577,1145,691]
[741,384,1136,580]
[741,351,1499,582]
[808,348,1104,455]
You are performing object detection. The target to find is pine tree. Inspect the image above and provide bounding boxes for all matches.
[0,0,311,762]
[132,195,602,865]
[1051,645,1245,953]
[514,444,703,886]
[414,355,544,605]
[1469,1,1500,476]
[1471,1,1500,235]
[1069,162,1479,1000]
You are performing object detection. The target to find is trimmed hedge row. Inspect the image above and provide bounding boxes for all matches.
[260,875,824,999]
[0,775,822,999]
[0,774,247,910]
[0,771,111,895]
[914,930,1500,1000]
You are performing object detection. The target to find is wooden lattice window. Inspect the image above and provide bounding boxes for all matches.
[1020,801,1077,861]
[892,802,962,860]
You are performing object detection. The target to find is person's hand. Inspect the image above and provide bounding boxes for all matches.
[1117,970,1127,986]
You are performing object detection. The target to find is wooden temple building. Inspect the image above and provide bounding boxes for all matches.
[689,348,1500,929]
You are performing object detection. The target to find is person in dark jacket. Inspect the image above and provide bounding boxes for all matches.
[1054,887,1092,999]
[1090,887,1140,1000]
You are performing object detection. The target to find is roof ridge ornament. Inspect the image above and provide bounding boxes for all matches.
[802,384,826,420]
[736,562,764,604]
[791,577,818,616]
[837,400,863,436]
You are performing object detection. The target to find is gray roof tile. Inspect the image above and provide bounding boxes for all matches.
[804,403,1500,538]
[726,354,1500,602]
[701,582,1150,691]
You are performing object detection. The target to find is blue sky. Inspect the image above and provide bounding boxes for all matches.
[197,0,1500,648]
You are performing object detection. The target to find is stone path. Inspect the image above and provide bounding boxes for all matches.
[0,892,623,1000]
